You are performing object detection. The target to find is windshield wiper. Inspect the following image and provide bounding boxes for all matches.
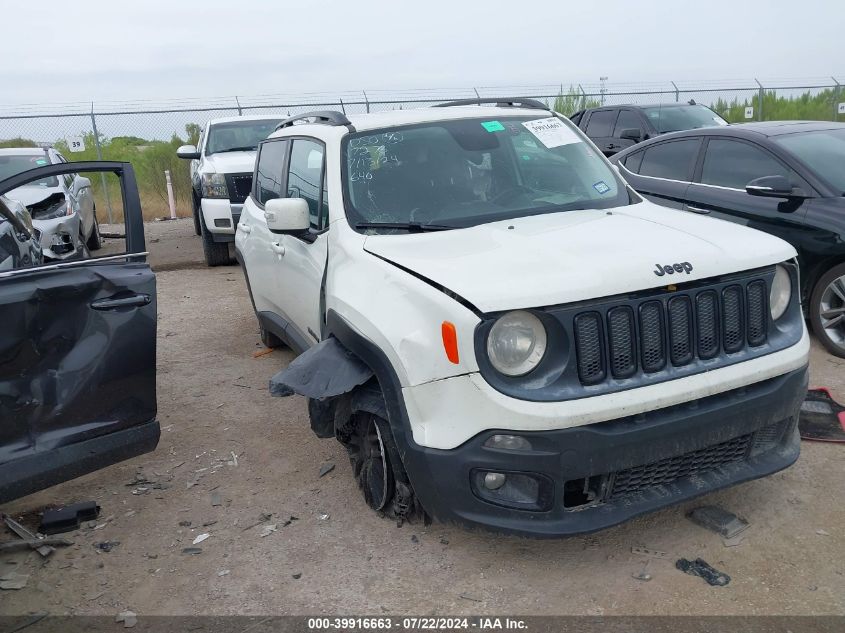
[212,146,257,154]
[356,222,455,232]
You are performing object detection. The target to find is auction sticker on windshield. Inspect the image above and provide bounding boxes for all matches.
[522,117,581,148]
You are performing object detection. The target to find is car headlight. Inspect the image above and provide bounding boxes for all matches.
[486,310,547,376]
[201,173,229,199]
[770,264,792,320]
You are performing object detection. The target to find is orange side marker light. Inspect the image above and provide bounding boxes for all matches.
[441,321,460,364]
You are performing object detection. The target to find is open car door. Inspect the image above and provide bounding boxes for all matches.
[0,161,158,503]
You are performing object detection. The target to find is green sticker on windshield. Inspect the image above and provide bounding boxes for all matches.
[481,120,505,133]
[35,159,48,165]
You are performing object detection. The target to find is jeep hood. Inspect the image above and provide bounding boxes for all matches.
[362,201,797,313]
[202,151,256,174]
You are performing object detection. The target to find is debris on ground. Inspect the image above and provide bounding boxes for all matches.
[440,537,449,545]
[94,541,121,553]
[676,558,731,586]
[411,535,419,544]
[115,610,138,628]
[217,570,230,577]
[211,491,222,507]
[178,520,191,527]
[318,513,330,521]
[722,534,746,548]
[816,529,830,536]
[3,516,55,557]
[319,462,335,478]
[0,572,29,590]
[459,593,483,603]
[241,512,274,532]
[292,572,302,580]
[252,348,275,358]
[631,546,670,560]
[182,547,202,555]
[227,452,239,467]
[0,538,74,553]
[192,533,210,545]
[688,506,749,539]
[799,387,845,442]
[632,570,652,582]
[39,501,101,535]
[259,524,277,538]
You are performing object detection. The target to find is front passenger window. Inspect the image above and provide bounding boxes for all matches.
[700,139,792,190]
[255,139,288,204]
[287,140,324,229]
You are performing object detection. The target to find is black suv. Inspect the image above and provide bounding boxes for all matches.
[571,103,728,156]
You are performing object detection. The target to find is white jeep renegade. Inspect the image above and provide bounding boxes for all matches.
[235,99,809,536]
[177,116,282,266]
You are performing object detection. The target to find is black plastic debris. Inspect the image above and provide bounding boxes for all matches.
[182,547,202,555]
[40,501,101,535]
[269,338,373,400]
[676,558,731,586]
[799,388,845,442]
[319,462,335,478]
[688,506,749,539]
[94,541,120,553]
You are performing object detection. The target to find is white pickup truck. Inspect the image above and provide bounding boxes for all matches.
[236,100,809,536]
[177,116,281,266]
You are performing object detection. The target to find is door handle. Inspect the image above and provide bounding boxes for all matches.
[237,222,251,233]
[686,205,711,215]
[271,242,285,256]
[91,294,151,310]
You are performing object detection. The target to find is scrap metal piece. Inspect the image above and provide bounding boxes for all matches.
[269,338,373,400]
[39,501,101,535]
[676,558,731,586]
[688,506,749,539]
[3,516,54,557]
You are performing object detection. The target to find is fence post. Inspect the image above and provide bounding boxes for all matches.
[755,78,764,122]
[833,77,841,121]
[339,98,346,115]
[164,170,177,220]
[671,81,680,102]
[577,84,586,110]
[90,104,114,224]
[363,91,370,113]
[473,87,481,105]
[235,96,243,116]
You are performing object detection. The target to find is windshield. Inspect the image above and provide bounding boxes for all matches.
[774,128,845,195]
[0,154,58,187]
[642,105,728,134]
[343,116,629,231]
[206,120,281,155]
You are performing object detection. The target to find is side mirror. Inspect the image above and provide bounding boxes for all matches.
[619,128,643,142]
[746,175,800,198]
[177,145,201,160]
[265,198,310,234]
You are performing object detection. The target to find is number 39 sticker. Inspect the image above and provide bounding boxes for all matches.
[67,136,86,153]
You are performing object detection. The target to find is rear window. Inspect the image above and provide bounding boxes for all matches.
[0,154,58,187]
[638,139,700,181]
[642,105,728,134]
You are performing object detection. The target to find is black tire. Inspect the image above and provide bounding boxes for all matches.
[191,193,202,236]
[86,210,102,251]
[339,409,423,522]
[260,324,283,348]
[200,219,231,267]
[810,262,845,358]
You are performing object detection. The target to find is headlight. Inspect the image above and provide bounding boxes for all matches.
[201,173,229,199]
[770,264,792,320]
[486,310,547,376]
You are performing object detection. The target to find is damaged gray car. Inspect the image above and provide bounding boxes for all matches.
[0,147,102,261]
[0,195,42,271]
[0,161,158,503]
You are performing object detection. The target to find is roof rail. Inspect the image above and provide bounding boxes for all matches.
[275,110,352,131]
[433,98,549,110]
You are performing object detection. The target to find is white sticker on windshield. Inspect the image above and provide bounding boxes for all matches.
[522,117,582,149]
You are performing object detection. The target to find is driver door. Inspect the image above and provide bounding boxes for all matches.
[0,162,158,503]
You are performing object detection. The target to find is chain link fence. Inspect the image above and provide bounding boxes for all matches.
[1,77,842,220]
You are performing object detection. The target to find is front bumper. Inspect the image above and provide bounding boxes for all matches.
[401,365,808,537]
[200,198,242,240]
[33,214,83,261]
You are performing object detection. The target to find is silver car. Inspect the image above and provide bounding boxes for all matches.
[0,147,101,260]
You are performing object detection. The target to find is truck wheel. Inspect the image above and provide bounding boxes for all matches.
[339,411,422,521]
[200,220,231,267]
[191,194,202,236]
[810,262,845,358]
[86,210,102,251]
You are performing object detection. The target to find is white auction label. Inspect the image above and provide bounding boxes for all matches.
[522,117,582,149]
[67,136,86,152]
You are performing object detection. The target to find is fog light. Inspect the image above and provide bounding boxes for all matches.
[484,434,532,451]
[483,472,506,490]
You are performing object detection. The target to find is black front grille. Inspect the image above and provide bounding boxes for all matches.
[225,173,253,204]
[609,433,752,500]
[572,276,769,386]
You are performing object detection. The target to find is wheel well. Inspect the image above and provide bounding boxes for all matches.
[806,256,845,301]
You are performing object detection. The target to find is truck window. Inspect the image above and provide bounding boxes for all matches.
[613,110,642,137]
[585,110,617,138]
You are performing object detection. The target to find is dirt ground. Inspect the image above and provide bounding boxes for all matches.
[2,218,844,616]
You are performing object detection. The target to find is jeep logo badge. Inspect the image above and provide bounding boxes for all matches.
[654,262,693,276]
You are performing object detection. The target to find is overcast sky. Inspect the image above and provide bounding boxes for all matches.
[1,0,841,108]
